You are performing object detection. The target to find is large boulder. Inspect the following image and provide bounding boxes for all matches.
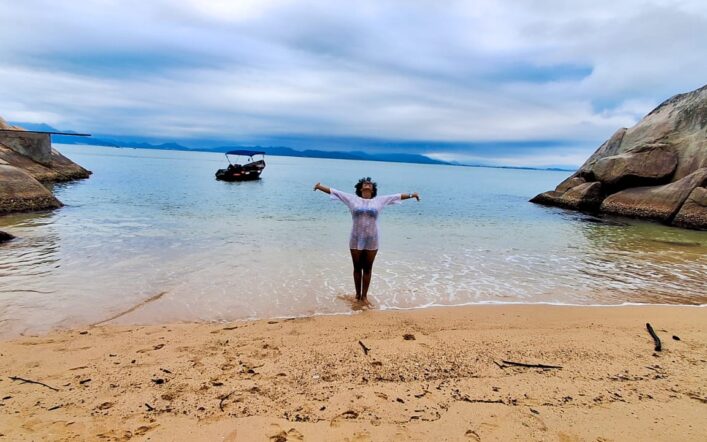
[591,145,677,189]
[1,116,91,215]
[578,128,627,175]
[0,164,63,214]
[0,143,91,182]
[555,174,586,193]
[531,182,603,211]
[600,168,707,222]
[531,84,707,229]
[1,116,91,182]
[672,187,707,230]
[580,86,707,181]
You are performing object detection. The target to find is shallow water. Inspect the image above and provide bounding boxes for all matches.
[1,145,705,337]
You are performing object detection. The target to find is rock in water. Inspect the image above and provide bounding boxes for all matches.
[673,187,707,229]
[531,84,707,230]
[530,181,603,212]
[0,231,15,243]
[601,168,707,222]
[0,116,91,215]
[0,164,63,214]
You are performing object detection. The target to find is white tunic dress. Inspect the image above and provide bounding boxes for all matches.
[330,189,402,250]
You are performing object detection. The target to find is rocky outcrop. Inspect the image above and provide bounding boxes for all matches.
[0,145,91,182]
[591,145,677,190]
[601,168,707,222]
[0,164,63,214]
[530,181,603,211]
[673,187,707,229]
[531,84,707,230]
[0,116,90,214]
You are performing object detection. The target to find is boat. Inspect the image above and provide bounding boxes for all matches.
[215,150,266,182]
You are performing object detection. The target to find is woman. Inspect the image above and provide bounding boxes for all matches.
[314,177,420,302]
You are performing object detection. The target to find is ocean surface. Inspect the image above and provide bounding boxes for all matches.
[1,144,706,337]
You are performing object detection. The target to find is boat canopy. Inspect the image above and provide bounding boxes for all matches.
[226,150,265,156]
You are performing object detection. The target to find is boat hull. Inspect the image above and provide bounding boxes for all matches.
[215,168,263,182]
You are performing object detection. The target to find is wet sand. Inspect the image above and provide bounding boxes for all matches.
[1,304,706,441]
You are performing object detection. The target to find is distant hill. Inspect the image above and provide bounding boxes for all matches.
[205,145,447,165]
[10,122,449,166]
[9,121,573,171]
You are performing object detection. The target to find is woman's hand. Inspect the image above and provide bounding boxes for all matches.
[313,183,331,194]
[412,192,420,201]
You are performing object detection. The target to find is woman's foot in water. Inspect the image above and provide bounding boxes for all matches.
[356,296,373,309]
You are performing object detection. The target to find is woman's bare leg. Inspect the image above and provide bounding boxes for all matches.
[360,249,378,300]
[350,249,363,300]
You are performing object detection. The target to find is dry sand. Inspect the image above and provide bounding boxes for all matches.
[1,304,706,441]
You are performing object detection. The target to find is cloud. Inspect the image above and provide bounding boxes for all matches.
[0,0,705,167]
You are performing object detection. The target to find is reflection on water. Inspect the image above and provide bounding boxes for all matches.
[0,145,705,337]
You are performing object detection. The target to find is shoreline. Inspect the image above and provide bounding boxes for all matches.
[1,304,706,440]
[4,298,706,341]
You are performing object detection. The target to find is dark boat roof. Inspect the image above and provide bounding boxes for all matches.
[226,150,265,156]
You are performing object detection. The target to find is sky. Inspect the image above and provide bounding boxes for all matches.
[1,0,705,168]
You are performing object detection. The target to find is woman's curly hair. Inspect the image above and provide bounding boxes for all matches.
[355,177,377,198]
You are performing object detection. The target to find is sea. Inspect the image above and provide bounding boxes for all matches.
[1,144,705,337]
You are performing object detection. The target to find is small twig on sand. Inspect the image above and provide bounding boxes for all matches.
[219,391,235,412]
[493,360,506,369]
[9,376,59,391]
[358,340,370,355]
[646,323,662,352]
[500,360,562,369]
[145,403,155,411]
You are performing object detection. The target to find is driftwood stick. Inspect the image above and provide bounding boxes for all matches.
[358,340,370,355]
[500,360,562,369]
[646,323,662,352]
[9,376,59,391]
[219,391,235,412]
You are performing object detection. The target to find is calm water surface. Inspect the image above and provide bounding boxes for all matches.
[1,145,705,336]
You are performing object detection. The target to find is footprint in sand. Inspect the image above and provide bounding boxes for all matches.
[269,427,304,441]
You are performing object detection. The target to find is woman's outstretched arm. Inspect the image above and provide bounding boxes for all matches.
[313,182,331,194]
[401,192,420,201]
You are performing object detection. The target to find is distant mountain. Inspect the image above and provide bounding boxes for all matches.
[8,121,572,170]
[9,121,450,166]
[206,145,447,165]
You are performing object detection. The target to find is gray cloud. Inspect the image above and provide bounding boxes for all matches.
[1,0,705,167]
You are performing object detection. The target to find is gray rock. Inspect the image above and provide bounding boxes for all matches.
[555,174,586,193]
[600,168,707,222]
[0,164,63,214]
[561,182,604,211]
[531,84,707,229]
[672,187,707,230]
[530,182,603,211]
[591,145,677,189]
[0,144,91,182]
[579,128,627,175]
[0,231,15,243]
[0,130,52,166]
[1,117,91,215]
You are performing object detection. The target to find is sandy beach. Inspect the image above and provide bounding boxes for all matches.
[1,304,705,441]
